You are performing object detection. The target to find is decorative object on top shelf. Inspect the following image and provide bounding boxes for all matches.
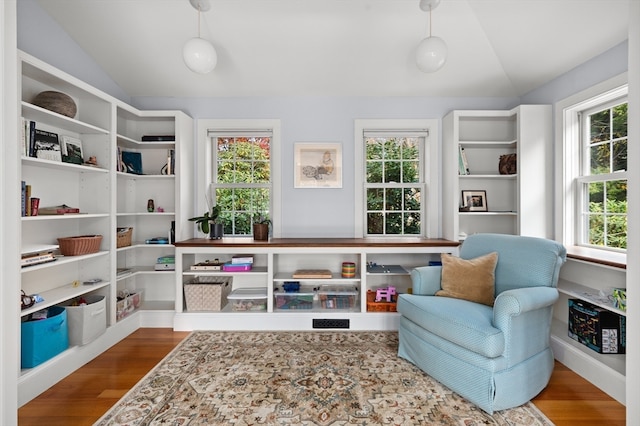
[57,235,103,256]
[252,212,271,241]
[32,91,77,118]
[460,190,487,212]
[498,153,517,175]
[189,204,223,239]
[147,199,155,212]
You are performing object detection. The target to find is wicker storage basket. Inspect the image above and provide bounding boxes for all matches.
[184,276,232,311]
[116,227,133,248]
[57,235,102,256]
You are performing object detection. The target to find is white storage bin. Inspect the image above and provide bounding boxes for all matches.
[59,295,107,346]
[227,287,268,311]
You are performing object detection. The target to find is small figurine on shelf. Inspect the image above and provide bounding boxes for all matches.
[147,199,155,212]
[375,286,397,303]
[84,156,98,167]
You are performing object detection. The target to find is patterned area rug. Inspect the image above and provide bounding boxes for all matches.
[95,331,553,425]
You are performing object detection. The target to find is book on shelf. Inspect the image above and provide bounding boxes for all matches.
[141,135,175,142]
[458,146,470,175]
[292,269,333,279]
[154,263,175,271]
[21,253,56,268]
[22,119,38,157]
[145,237,169,244]
[156,255,175,264]
[21,181,26,217]
[232,255,254,264]
[21,245,58,268]
[34,129,62,162]
[117,267,133,277]
[38,204,81,215]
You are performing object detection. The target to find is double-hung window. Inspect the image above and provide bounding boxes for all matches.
[355,119,439,238]
[578,100,628,249]
[558,76,628,258]
[201,120,281,237]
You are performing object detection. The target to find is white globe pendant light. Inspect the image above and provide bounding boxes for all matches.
[416,0,447,73]
[183,37,217,74]
[416,36,447,73]
[183,0,217,74]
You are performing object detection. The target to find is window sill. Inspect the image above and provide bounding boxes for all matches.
[565,246,626,270]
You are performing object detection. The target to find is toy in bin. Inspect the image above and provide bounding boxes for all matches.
[374,286,396,302]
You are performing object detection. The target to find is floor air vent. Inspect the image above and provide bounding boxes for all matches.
[312,319,350,329]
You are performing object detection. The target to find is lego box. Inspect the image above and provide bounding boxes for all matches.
[568,299,626,354]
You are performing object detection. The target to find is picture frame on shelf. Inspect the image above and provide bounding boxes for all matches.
[461,190,488,212]
[294,142,342,188]
[61,135,84,165]
[121,151,143,175]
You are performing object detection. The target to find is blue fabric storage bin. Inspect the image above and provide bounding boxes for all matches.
[21,305,69,368]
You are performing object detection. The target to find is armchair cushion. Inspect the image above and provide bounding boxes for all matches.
[436,252,498,306]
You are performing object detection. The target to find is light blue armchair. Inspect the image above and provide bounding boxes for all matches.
[397,233,566,414]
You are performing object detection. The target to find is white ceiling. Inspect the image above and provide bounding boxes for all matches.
[36,0,630,98]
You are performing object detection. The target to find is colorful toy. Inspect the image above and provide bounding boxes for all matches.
[375,286,396,302]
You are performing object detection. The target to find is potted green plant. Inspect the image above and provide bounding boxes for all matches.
[252,212,271,241]
[189,205,224,239]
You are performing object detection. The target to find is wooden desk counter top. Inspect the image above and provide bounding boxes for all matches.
[174,237,460,249]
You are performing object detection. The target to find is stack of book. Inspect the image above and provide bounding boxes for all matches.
[21,245,58,268]
[155,255,175,271]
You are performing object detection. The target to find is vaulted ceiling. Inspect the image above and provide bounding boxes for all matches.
[36,0,630,98]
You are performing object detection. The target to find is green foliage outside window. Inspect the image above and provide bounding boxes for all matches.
[586,103,627,249]
[214,137,271,235]
[365,137,422,235]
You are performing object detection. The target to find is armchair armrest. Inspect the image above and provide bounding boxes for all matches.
[410,266,442,295]
[493,286,559,365]
[493,287,559,319]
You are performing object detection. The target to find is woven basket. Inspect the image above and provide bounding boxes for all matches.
[58,235,102,256]
[32,91,77,118]
[116,227,133,248]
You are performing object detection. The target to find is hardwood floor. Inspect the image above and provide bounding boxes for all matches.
[18,328,625,425]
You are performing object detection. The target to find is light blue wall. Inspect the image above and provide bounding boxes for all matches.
[17,0,629,238]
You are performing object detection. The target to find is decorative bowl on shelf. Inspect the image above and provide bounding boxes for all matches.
[32,90,77,118]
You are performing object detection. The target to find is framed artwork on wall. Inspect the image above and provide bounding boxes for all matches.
[294,143,342,188]
[461,190,488,212]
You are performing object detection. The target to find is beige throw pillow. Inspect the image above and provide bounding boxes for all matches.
[436,252,498,306]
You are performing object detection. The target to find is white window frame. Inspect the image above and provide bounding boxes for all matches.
[196,119,282,238]
[555,73,628,263]
[354,119,440,238]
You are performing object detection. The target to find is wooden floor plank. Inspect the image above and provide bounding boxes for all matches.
[17,328,625,425]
